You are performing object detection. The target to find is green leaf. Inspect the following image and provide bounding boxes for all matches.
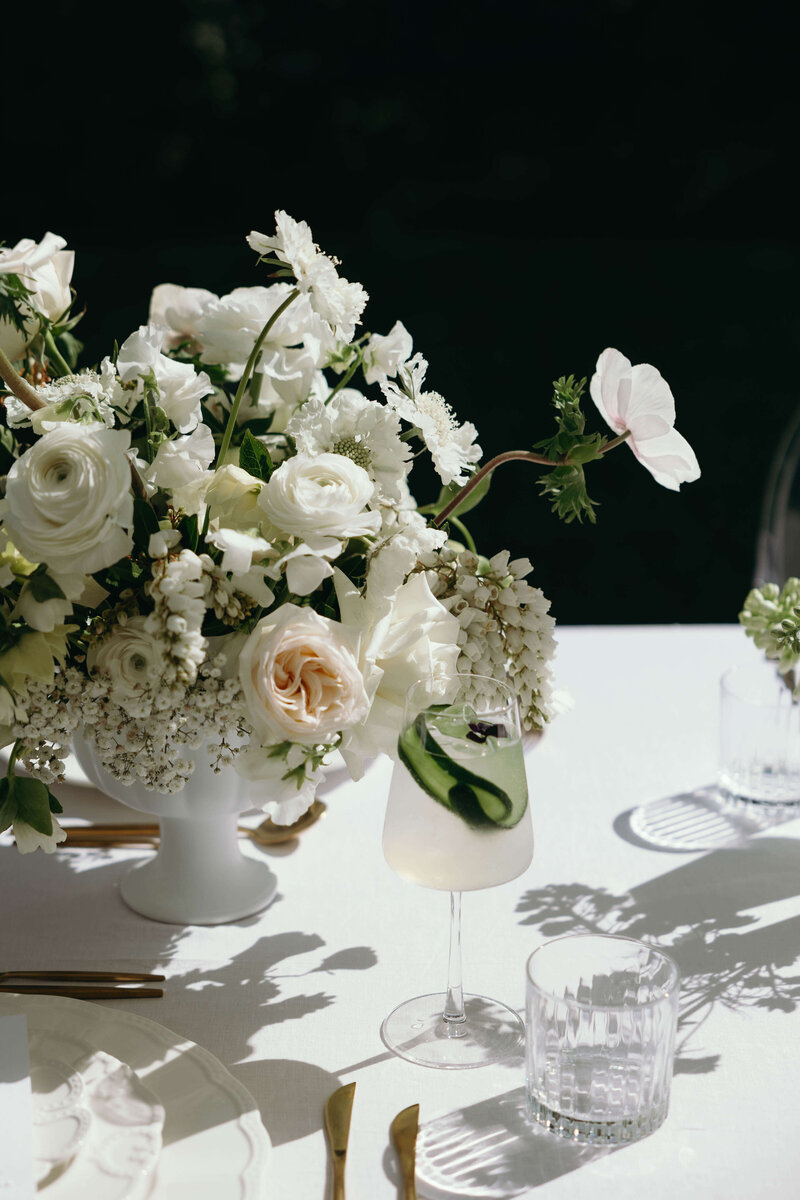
[430,471,492,519]
[13,775,54,836]
[181,512,199,552]
[239,429,273,482]
[566,434,608,466]
[238,416,275,437]
[26,570,67,603]
[538,464,599,524]
[49,792,64,814]
[0,775,17,832]
[133,499,161,552]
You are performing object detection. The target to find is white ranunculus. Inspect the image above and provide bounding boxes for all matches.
[363,321,413,385]
[1,424,134,574]
[238,603,369,744]
[87,616,160,701]
[258,452,381,543]
[335,568,461,778]
[148,283,218,350]
[116,325,214,433]
[589,348,701,491]
[0,233,74,361]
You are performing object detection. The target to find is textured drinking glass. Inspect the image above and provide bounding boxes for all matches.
[719,662,800,807]
[526,934,679,1144]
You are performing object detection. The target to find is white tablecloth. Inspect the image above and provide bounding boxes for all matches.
[3,624,799,1199]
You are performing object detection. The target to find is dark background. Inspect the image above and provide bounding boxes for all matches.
[4,0,797,624]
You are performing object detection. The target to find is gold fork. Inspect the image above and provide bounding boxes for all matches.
[0,969,165,999]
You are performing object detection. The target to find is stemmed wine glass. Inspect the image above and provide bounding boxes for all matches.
[381,673,533,1068]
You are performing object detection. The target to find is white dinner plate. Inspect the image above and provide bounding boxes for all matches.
[0,995,271,1199]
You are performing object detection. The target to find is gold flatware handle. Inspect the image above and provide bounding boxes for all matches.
[0,984,163,998]
[0,970,165,982]
[390,1104,420,1200]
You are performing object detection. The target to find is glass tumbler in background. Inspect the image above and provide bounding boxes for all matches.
[526,934,679,1145]
[719,662,800,808]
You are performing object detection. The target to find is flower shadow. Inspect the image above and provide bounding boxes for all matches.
[516,837,800,1071]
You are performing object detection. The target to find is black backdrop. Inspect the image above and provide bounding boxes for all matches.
[3,0,797,624]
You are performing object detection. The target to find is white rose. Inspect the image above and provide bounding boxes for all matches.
[258,452,381,543]
[0,233,74,361]
[238,603,369,744]
[1,424,134,574]
[87,616,160,700]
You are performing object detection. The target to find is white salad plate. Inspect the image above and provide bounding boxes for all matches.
[0,994,271,1199]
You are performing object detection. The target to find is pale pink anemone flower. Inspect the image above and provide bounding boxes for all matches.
[589,348,700,491]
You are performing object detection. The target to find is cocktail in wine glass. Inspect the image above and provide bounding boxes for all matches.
[381,673,532,1068]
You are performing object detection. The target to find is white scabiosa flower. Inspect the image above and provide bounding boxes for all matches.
[287,389,411,503]
[590,348,700,491]
[1,423,134,574]
[381,353,482,486]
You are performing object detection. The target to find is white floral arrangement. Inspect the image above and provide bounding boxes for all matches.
[0,214,700,852]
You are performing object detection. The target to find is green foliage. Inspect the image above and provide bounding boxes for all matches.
[532,375,608,523]
[0,423,16,474]
[538,463,598,524]
[132,498,161,553]
[239,429,273,481]
[180,512,199,552]
[25,569,66,604]
[0,772,58,836]
[426,471,492,519]
[0,271,34,337]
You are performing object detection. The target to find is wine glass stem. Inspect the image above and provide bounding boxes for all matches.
[444,890,466,1035]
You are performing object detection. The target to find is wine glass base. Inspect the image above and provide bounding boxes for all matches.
[380,992,524,1069]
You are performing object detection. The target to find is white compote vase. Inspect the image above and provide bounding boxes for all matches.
[72,733,278,925]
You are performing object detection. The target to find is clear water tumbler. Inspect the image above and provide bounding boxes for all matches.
[526,934,679,1145]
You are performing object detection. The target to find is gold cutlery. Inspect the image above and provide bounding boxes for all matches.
[390,1104,420,1200]
[324,1082,356,1200]
[57,799,327,848]
[0,969,165,1000]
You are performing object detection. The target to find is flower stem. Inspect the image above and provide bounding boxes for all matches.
[43,331,73,378]
[0,347,45,410]
[215,288,299,469]
[448,514,477,554]
[6,739,22,777]
[432,450,558,528]
[325,353,362,404]
[600,430,632,454]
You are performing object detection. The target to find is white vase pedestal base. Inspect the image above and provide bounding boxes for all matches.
[73,734,279,925]
[119,812,278,925]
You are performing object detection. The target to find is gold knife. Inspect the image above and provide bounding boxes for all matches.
[324,1082,356,1200]
[390,1104,419,1200]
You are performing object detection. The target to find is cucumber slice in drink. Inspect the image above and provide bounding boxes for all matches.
[397,712,526,829]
